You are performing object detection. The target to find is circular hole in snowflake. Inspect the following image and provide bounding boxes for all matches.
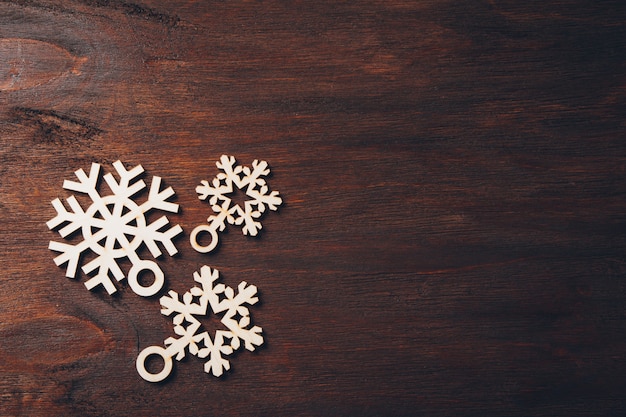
[136,268,158,288]
[143,351,168,375]
[194,228,218,247]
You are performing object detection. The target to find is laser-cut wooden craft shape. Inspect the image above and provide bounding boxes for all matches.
[47,161,182,297]
[190,155,282,253]
[136,265,263,382]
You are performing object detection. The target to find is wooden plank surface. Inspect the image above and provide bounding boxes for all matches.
[1,0,625,415]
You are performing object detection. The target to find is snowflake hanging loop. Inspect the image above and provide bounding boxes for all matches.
[190,155,282,253]
[136,265,264,382]
[47,160,183,297]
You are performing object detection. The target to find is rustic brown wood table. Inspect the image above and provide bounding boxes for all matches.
[1,0,625,415]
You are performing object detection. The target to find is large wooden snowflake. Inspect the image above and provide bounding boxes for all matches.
[136,265,263,382]
[190,155,282,253]
[47,161,182,297]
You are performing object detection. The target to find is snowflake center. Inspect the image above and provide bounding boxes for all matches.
[222,186,250,211]
[83,196,146,256]
[197,309,228,340]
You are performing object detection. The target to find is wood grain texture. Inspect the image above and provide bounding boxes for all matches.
[1,0,625,415]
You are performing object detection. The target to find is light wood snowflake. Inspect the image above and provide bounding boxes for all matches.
[190,155,282,253]
[136,265,263,382]
[47,161,182,296]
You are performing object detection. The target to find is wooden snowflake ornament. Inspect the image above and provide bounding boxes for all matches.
[136,265,264,382]
[190,155,282,253]
[47,161,182,297]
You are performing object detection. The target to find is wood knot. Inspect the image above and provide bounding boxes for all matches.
[0,38,86,92]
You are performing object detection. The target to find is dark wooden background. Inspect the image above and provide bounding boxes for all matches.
[1,0,625,415]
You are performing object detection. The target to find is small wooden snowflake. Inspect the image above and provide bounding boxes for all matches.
[136,265,263,382]
[190,155,282,253]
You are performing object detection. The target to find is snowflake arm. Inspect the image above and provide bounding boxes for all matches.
[208,201,237,232]
[196,178,231,205]
[208,279,259,314]
[238,202,263,236]
[164,322,201,361]
[127,216,182,258]
[222,315,264,351]
[46,196,104,238]
[48,240,88,278]
[218,280,264,351]
[161,290,207,361]
[216,154,243,187]
[194,265,223,310]
[160,289,207,321]
[81,250,125,294]
[241,159,270,188]
[139,175,179,214]
[246,182,282,213]
[103,161,146,201]
[62,162,102,202]
[197,330,234,377]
